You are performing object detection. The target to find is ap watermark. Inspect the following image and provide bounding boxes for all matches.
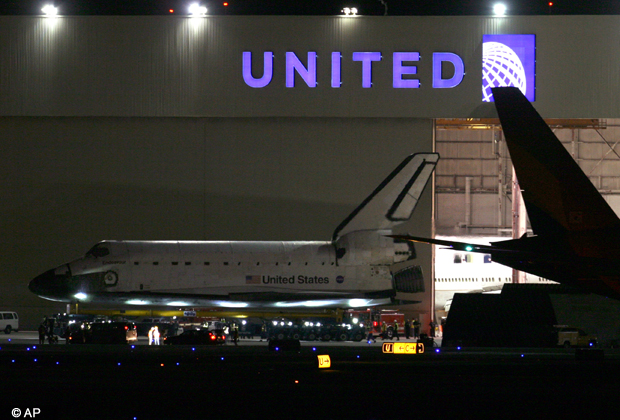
[11,408,40,418]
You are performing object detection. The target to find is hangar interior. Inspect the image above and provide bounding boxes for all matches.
[435,118,620,238]
[432,118,620,319]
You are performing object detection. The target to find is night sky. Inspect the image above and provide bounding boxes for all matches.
[1,0,620,16]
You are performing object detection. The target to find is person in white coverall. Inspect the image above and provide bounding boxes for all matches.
[153,326,160,345]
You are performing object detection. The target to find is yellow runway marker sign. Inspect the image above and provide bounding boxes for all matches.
[382,342,425,354]
[317,354,331,368]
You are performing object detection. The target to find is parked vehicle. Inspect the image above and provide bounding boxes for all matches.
[70,322,138,344]
[554,326,597,348]
[0,312,19,334]
[163,329,225,345]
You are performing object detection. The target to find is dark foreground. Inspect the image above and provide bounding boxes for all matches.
[2,342,619,420]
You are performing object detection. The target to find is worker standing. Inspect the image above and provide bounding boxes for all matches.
[404,319,411,339]
[366,324,376,343]
[232,323,239,346]
[413,319,421,339]
[153,326,160,345]
[38,323,46,345]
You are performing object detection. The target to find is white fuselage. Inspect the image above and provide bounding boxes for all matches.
[33,231,412,309]
[80,240,391,295]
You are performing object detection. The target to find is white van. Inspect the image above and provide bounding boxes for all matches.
[0,312,19,334]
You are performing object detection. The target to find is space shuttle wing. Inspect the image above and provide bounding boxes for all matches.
[332,153,439,241]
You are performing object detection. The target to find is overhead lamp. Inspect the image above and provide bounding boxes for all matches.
[41,4,58,16]
[493,3,506,16]
[342,7,358,16]
[189,3,207,16]
[74,292,87,300]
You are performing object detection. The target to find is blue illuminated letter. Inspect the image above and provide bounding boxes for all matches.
[432,52,464,88]
[352,52,381,88]
[331,52,341,88]
[243,51,273,88]
[393,52,420,88]
[286,52,317,88]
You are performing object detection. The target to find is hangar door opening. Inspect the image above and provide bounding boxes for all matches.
[432,117,619,315]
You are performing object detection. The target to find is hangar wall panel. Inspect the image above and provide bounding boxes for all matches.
[2,16,620,118]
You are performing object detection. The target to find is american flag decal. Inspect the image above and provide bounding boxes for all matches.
[246,275,261,284]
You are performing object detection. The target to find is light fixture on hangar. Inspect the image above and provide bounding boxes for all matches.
[189,3,208,16]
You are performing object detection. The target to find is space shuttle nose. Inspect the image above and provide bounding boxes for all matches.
[29,269,63,299]
[29,270,52,295]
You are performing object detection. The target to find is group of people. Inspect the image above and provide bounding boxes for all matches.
[37,317,58,344]
[147,325,160,345]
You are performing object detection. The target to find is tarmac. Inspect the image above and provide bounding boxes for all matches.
[2,332,620,419]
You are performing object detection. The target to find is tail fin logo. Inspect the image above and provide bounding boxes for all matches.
[482,34,536,102]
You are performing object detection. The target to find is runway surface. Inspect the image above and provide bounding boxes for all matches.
[2,332,619,419]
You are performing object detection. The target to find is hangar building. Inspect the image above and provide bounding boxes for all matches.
[3,15,620,329]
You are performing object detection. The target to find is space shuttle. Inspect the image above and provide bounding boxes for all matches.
[29,153,439,309]
[393,87,620,300]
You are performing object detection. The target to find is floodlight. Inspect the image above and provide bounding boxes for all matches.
[189,3,207,16]
[493,3,506,16]
[42,4,58,16]
[342,7,358,16]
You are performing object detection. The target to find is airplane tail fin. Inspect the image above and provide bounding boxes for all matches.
[332,153,439,241]
[492,87,620,237]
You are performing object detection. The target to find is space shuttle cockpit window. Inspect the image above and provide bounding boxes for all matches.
[86,243,110,258]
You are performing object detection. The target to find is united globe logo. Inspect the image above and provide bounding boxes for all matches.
[482,42,527,101]
[482,34,536,102]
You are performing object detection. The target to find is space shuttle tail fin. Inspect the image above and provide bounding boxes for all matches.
[332,153,439,241]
